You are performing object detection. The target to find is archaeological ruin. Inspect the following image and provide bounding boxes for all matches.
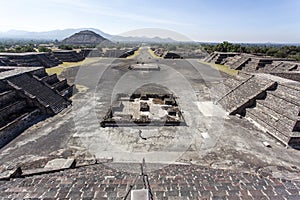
[205,52,300,147]
[153,48,182,59]
[0,66,73,148]
[101,93,185,127]
[0,45,300,199]
[0,52,62,68]
[52,50,85,62]
[204,52,300,81]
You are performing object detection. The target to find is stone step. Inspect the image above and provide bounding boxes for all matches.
[249,104,295,136]
[270,84,300,107]
[256,102,296,130]
[246,109,290,145]
[0,109,41,148]
[60,85,74,98]
[0,100,27,120]
[257,93,299,121]
[8,73,69,114]
[42,74,60,85]
[218,76,276,115]
[0,90,17,108]
[53,79,68,91]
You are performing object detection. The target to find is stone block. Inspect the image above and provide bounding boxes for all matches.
[44,158,76,169]
[131,189,150,200]
[0,167,22,180]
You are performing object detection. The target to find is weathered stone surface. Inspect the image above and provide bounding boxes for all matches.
[0,164,299,199]
[0,66,73,149]
[131,189,149,200]
[44,158,76,169]
[0,167,22,180]
[61,30,110,46]
[0,52,62,68]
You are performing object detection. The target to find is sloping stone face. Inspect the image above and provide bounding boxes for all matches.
[0,66,73,148]
[0,52,62,68]
[0,163,299,199]
[61,30,110,46]
[214,73,300,146]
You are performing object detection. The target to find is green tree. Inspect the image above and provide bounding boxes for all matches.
[38,46,51,52]
[58,45,73,50]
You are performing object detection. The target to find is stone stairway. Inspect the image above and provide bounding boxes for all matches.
[245,83,300,145]
[0,80,42,148]
[216,75,277,115]
[38,74,74,98]
[272,62,298,72]
[53,50,84,62]
[36,53,62,68]
[203,52,240,64]
[226,55,251,70]
[7,73,70,114]
[0,53,62,68]
[215,73,300,146]
[243,58,274,72]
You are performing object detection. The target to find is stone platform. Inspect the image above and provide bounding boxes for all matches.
[0,163,299,199]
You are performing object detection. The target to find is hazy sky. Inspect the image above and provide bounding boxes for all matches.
[0,0,299,43]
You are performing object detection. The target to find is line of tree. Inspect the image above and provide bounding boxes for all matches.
[0,44,36,53]
[202,41,300,61]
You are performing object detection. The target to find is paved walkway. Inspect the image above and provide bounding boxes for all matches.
[0,163,299,199]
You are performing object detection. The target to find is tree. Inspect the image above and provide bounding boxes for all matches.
[58,45,73,50]
[38,46,51,52]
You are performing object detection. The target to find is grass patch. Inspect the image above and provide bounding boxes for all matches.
[199,60,238,76]
[46,57,102,75]
[46,67,65,75]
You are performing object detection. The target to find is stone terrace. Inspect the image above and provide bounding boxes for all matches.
[0,52,62,68]
[0,66,73,148]
[0,163,299,199]
[205,52,299,77]
[52,50,85,62]
[213,72,300,147]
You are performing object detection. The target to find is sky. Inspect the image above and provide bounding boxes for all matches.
[0,0,300,43]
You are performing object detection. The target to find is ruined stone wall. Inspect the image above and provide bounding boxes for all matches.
[270,72,300,82]
[0,109,41,148]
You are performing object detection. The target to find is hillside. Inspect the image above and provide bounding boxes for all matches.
[61,30,110,45]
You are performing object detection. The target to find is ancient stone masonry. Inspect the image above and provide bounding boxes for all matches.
[164,52,182,59]
[153,48,182,59]
[61,30,110,46]
[101,93,185,127]
[102,47,138,58]
[205,52,299,81]
[0,66,73,148]
[1,163,300,199]
[0,52,62,68]
[203,52,240,64]
[270,72,300,82]
[213,72,300,147]
[52,50,85,62]
[80,48,102,57]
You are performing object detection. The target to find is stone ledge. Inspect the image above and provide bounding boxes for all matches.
[0,167,22,180]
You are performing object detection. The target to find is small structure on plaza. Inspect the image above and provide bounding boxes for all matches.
[101,84,186,127]
[129,63,160,71]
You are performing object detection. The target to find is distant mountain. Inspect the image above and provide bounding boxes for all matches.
[0,28,112,41]
[61,30,111,45]
[0,28,180,43]
[112,35,178,43]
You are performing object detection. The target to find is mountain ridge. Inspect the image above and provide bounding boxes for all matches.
[0,28,178,43]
